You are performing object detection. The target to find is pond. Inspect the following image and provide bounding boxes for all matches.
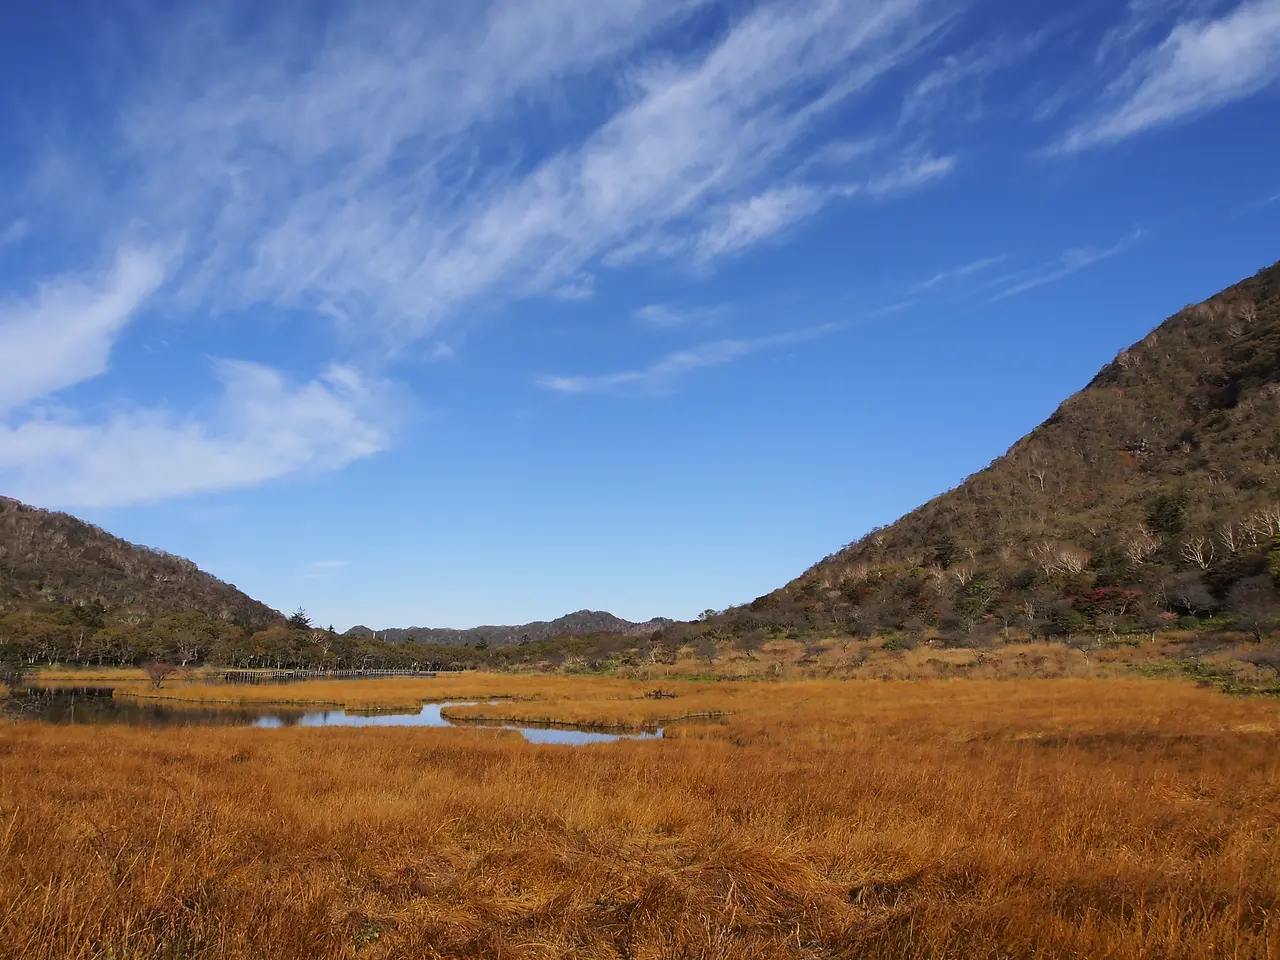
[2,688,663,745]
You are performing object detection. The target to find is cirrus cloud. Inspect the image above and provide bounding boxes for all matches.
[1057,0,1280,152]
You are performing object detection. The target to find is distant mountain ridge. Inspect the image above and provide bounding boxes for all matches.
[0,497,281,629]
[346,610,672,647]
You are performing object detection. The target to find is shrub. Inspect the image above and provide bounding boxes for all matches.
[142,662,178,689]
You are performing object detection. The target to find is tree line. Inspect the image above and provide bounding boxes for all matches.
[0,604,676,673]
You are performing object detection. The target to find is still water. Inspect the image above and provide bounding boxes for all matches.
[3,688,662,745]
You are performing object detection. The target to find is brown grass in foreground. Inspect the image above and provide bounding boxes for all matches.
[2,678,1280,959]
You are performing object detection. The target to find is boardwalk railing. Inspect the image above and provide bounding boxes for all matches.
[218,669,444,685]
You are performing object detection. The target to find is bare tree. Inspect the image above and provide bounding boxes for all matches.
[800,643,828,664]
[1122,526,1162,565]
[0,662,27,694]
[924,567,949,593]
[1065,634,1097,666]
[1095,612,1121,639]
[841,562,870,585]
[1217,522,1240,556]
[950,563,975,587]
[1030,542,1058,576]
[1242,648,1280,674]
[1057,545,1091,575]
[175,631,203,668]
[1251,504,1280,538]
[1180,536,1214,570]
[142,662,178,690]
[694,636,719,665]
[1031,541,1090,576]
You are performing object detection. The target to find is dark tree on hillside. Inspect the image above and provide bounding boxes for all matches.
[734,630,765,660]
[1227,576,1279,642]
[695,636,718,664]
[1147,495,1187,536]
[287,609,313,631]
[1166,572,1215,618]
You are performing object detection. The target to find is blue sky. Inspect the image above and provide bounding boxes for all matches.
[1,0,1278,629]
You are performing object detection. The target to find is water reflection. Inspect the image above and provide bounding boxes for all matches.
[4,690,662,745]
[5,687,310,727]
[256,702,663,744]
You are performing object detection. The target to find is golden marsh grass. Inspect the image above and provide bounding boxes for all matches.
[2,676,1279,958]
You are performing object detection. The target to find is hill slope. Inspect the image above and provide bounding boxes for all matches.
[0,497,280,630]
[347,610,673,648]
[699,257,1280,643]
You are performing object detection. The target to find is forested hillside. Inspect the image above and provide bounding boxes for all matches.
[673,258,1280,648]
[0,498,279,628]
[0,497,288,666]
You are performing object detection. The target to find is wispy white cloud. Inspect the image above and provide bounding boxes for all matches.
[550,275,596,301]
[0,247,166,414]
[912,254,1007,292]
[991,230,1143,300]
[632,303,724,329]
[900,29,1052,126]
[0,0,973,504]
[426,342,456,362]
[107,0,950,340]
[611,151,955,270]
[1058,0,1280,153]
[866,153,956,195]
[1094,0,1221,63]
[537,323,841,394]
[0,219,28,247]
[310,560,351,569]
[801,138,881,171]
[693,186,827,264]
[1097,0,1177,63]
[0,361,393,508]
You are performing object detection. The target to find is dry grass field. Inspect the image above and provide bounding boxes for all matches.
[2,676,1280,959]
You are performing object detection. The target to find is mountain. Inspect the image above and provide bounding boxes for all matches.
[698,257,1280,643]
[348,610,673,647]
[0,497,280,629]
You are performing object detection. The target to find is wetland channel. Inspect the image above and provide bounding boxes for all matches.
[3,687,664,745]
